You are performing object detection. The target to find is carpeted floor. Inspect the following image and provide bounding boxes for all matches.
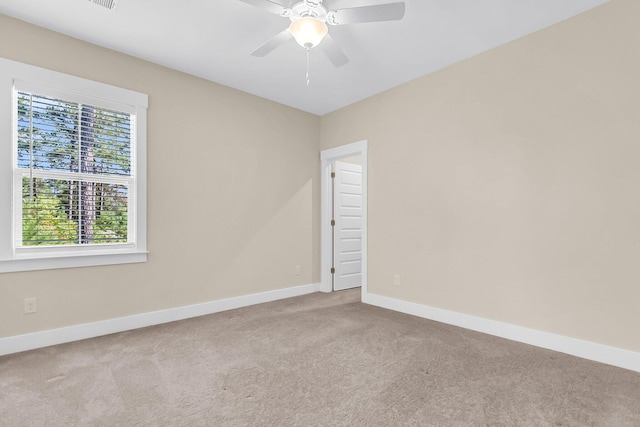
[1,289,640,426]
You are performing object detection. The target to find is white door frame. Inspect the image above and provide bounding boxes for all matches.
[320,140,368,296]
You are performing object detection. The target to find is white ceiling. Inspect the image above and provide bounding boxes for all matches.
[0,0,609,115]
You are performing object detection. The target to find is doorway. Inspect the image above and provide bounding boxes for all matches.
[320,140,368,295]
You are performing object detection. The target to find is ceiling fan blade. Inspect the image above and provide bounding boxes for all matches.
[250,29,293,57]
[329,2,405,25]
[237,0,288,15]
[320,34,349,68]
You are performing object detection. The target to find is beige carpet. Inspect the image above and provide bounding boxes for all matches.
[1,289,639,426]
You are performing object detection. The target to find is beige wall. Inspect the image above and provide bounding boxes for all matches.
[321,0,640,353]
[338,155,362,166]
[0,15,321,338]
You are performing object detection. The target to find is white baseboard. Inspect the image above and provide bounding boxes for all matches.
[0,283,321,357]
[362,291,640,374]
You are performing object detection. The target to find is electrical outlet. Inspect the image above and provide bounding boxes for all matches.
[393,274,401,286]
[295,265,301,276]
[24,297,37,314]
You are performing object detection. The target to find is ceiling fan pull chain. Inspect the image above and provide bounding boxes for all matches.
[306,47,311,86]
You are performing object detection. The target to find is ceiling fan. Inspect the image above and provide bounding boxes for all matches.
[238,0,406,68]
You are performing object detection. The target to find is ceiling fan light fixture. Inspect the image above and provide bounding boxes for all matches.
[288,17,328,49]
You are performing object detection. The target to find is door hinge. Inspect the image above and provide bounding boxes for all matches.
[331,172,336,178]
[330,267,335,274]
[331,219,335,226]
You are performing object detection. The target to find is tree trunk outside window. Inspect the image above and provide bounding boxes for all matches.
[80,106,96,244]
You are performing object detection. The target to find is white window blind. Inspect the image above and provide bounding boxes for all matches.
[16,92,134,246]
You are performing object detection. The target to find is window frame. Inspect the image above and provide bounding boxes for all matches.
[0,58,148,273]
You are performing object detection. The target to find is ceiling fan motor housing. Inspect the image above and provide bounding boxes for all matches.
[289,0,328,22]
[88,0,119,10]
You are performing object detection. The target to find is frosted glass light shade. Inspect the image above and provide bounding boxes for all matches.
[288,18,328,49]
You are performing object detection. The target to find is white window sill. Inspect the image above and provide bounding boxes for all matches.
[0,251,148,273]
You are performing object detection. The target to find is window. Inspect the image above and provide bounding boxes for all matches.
[0,59,148,272]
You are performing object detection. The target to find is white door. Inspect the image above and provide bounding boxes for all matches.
[333,161,362,291]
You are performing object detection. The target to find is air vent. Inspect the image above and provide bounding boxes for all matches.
[88,0,119,10]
